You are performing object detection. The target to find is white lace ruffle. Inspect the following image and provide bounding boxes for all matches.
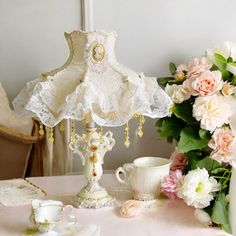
[13,30,172,127]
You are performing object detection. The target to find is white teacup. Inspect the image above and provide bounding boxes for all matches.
[31,199,74,233]
[115,157,171,201]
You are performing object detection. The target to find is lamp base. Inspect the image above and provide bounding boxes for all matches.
[72,181,115,209]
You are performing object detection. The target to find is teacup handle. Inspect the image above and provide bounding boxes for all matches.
[115,164,134,185]
[61,205,77,226]
[62,205,73,216]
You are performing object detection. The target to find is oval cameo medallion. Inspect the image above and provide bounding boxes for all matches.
[90,43,105,63]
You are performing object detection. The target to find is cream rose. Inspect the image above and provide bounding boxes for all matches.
[191,71,223,96]
[222,82,236,96]
[165,84,190,104]
[120,200,142,218]
[193,94,232,132]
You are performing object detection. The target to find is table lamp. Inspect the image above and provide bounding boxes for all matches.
[13,29,172,208]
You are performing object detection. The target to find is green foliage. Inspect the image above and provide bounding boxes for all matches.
[169,62,177,75]
[211,167,231,175]
[157,77,176,87]
[178,125,210,153]
[195,156,220,172]
[232,75,236,86]
[172,103,196,124]
[185,151,204,172]
[156,116,185,141]
[211,193,231,233]
[212,53,231,81]
[213,53,227,71]
[199,129,210,139]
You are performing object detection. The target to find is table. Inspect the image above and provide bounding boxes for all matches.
[0,174,231,236]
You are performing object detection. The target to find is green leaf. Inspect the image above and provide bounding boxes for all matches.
[199,129,210,139]
[221,69,231,81]
[195,156,220,172]
[185,151,204,171]
[172,103,196,124]
[169,62,177,75]
[211,193,231,233]
[213,53,227,71]
[232,75,236,86]
[157,77,176,87]
[156,116,185,140]
[178,125,210,153]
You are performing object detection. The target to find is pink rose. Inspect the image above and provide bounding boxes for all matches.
[191,70,223,96]
[120,200,142,218]
[170,148,188,172]
[222,82,236,96]
[161,170,183,200]
[187,57,212,80]
[209,127,235,164]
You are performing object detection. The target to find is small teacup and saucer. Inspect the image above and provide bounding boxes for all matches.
[30,199,76,234]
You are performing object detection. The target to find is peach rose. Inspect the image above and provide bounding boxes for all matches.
[208,127,236,165]
[191,70,223,96]
[209,127,234,155]
[187,57,212,80]
[120,200,142,218]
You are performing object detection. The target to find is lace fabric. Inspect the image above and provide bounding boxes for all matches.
[13,30,172,127]
[0,179,46,206]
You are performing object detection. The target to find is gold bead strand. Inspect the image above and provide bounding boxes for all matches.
[59,120,65,132]
[136,114,145,138]
[98,126,103,143]
[70,121,76,144]
[48,127,54,143]
[124,121,130,148]
[39,122,45,136]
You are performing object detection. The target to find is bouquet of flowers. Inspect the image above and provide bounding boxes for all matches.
[157,42,236,233]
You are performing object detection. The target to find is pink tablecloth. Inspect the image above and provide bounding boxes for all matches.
[0,174,231,236]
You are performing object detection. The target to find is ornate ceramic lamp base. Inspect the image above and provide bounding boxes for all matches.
[72,181,115,209]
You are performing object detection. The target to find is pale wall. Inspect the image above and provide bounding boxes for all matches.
[1,0,236,171]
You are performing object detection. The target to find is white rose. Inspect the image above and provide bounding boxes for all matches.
[207,41,236,62]
[177,168,219,209]
[165,84,190,104]
[206,41,232,61]
[193,94,232,132]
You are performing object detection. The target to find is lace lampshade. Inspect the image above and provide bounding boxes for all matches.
[13,30,172,128]
[13,30,172,208]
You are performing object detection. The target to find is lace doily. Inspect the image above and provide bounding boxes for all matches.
[0,179,46,206]
[13,30,172,127]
